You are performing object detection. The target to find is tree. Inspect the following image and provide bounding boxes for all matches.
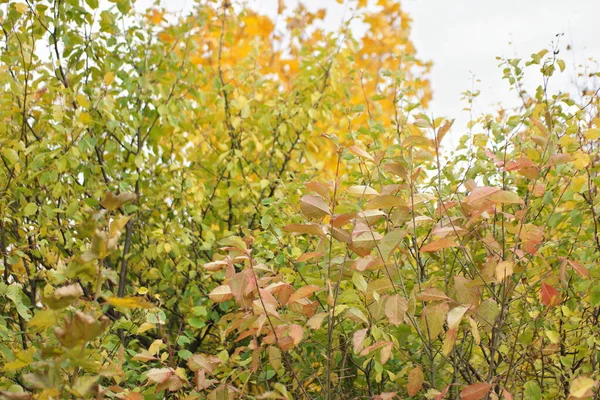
[0,0,598,398]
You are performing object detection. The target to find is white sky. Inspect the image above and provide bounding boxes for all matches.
[141,0,600,147]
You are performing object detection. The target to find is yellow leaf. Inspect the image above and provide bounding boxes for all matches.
[572,152,590,170]
[584,128,600,140]
[106,296,153,309]
[148,339,163,356]
[137,322,155,334]
[104,72,115,85]
[14,3,28,13]
[76,94,91,108]
[78,112,93,125]
[495,261,513,282]
[2,348,35,372]
[569,376,597,398]
[28,309,57,332]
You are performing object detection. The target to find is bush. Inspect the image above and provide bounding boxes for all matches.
[0,0,598,398]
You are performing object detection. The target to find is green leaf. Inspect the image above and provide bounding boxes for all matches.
[523,381,542,400]
[188,317,206,329]
[2,148,19,165]
[23,203,38,216]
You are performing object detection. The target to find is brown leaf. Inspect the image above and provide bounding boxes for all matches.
[300,195,331,219]
[567,259,590,278]
[208,285,233,303]
[353,328,368,353]
[146,368,173,384]
[380,342,393,364]
[374,393,397,400]
[460,382,492,400]
[436,119,454,144]
[384,294,408,326]
[100,192,136,211]
[44,283,83,310]
[348,145,374,161]
[365,195,407,210]
[416,288,451,302]
[187,354,221,373]
[131,350,157,362]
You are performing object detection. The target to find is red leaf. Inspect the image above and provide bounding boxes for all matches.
[460,382,492,400]
[296,252,324,263]
[540,282,560,307]
[436,385,451,400]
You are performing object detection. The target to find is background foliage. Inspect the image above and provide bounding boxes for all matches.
[0,0,598,398]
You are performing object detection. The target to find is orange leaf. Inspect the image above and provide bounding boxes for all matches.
[289,285,321,304]
[288,324,304,345]
[420,238,458,252]
[460,382,492,400]
[406,366,424,396]
[296,252,324,263]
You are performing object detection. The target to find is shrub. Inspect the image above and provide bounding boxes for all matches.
[0,0,598,398]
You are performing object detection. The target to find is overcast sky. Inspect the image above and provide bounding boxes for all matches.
[146,0,600,147]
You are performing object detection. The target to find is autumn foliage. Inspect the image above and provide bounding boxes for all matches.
[0,0,599,399]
